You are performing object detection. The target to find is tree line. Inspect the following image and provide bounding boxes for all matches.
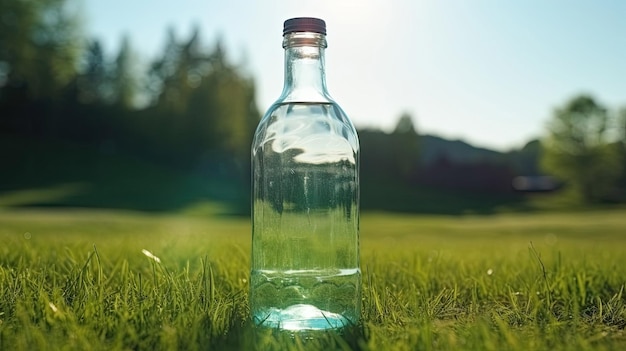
[1,0,258,176]
[0,0,423,206]
[1,0,625,209]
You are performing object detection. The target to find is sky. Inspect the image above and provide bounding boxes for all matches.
[82,0,626,151]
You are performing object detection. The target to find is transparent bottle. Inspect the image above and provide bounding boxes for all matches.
[250,17,360,331]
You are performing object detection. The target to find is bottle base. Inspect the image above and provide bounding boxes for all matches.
[253,304,351,331]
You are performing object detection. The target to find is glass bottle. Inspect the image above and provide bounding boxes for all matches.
[250,17,360,331]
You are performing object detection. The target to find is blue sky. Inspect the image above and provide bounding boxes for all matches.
[82,0,626,151]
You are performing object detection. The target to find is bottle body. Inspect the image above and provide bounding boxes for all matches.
[250,100,360,330]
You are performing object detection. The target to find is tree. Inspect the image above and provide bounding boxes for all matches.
[393,112,418,135]
[195,39,259,159]
[616,107,626,194]
[617,107,626,147]
[146,27,180,107]
[508,139,541,176]
[391,112,420,179]
[0,0,81,100]
[148,26,207,114]
[137,28,260,168]
[111,36,137,108]
[75,39,110,104]
[541,95,622,203]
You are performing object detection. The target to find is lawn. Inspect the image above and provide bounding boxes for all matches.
[0,208,625,350]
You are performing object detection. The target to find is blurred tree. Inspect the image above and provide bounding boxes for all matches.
[111,36,137,109]
[138,28,259,170]
[146,27,179,107]
[393,112,417,134]
[359,113,420,185]
[200,40,259,159]
[391,112,420,179]
[541,95,622,203]
[75,39,110,105]
[508,139,541,175]
[616,107,626,195]
[144,26,208,159]
[359,129,395,179]
[0,0,81,99]
[617,106,626,147]
[149,26,206,114]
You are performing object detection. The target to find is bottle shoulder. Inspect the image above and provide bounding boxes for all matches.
[252,101,359,160]
[256,101,357,132]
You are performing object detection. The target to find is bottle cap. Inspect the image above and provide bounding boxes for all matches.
[283,17,326,36]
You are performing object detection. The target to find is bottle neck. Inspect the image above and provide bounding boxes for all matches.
[279,32,331,103]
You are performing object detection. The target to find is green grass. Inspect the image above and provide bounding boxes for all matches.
[1,208,625,350]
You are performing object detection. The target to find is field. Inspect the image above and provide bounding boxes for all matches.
[1,208,625,350]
